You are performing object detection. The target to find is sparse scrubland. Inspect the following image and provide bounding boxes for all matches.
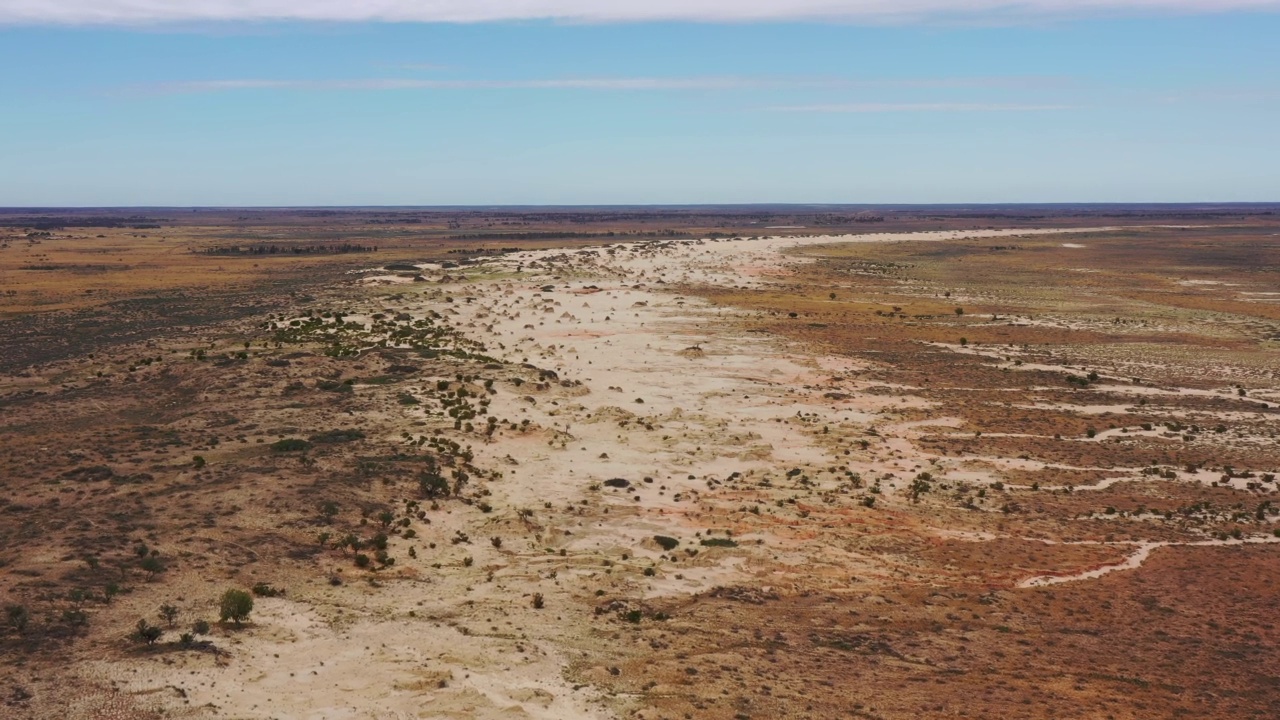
[2,208,1278,719]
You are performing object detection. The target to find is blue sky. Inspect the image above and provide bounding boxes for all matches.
[1,4,1278,205]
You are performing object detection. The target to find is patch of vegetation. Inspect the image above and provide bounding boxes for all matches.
[654,535,679,551]
[309,429,366,444]
[251,583,285,598]
[270,438,312,452]
[219,589,254,626]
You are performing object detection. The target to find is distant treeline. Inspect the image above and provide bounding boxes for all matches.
[445,247,523,255]
[445,231,615,241]
[199,243,378,256]
[0,216,166,230]
[812,213,886,225]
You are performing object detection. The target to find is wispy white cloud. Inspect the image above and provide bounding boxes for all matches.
[133,76,1080,114]
[137,75,1071,95]
[148,76,809,94]
[391,63,453,72]
[2,0,1278,25]
[767,102,1074,112]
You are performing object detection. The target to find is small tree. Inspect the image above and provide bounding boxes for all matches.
[140,555,166,580]
[419,471,450,499]
[159,603,179,627]
[5,604,30,634]
[219,589,254,626]
[135,619,163,645]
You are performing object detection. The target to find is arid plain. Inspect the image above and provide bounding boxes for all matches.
[2,206,1279,719]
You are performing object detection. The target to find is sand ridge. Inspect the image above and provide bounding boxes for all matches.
[88,225,1280,720]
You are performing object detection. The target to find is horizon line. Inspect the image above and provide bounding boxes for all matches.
[4,202,1279,211]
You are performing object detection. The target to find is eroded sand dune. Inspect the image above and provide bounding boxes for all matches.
[82,226,1280,719]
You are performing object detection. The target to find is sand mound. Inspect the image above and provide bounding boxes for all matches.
[584,406,638,424]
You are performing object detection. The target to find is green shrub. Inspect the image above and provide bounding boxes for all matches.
[270,438,312,452]
[251,583,284,598]
[218,589,254,626]
[309,429,365,444]
[135,619,163,645]
[653,536,679,551]
[140,556,166,579]
[159,603,179,626]
[419,472,450,498]
[5,604,30,633]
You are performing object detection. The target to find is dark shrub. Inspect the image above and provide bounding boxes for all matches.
[270,438,312,452]
[653,536,679,551]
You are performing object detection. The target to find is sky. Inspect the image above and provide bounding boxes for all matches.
[1,1,1278,205]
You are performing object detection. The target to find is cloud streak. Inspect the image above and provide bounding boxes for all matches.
[136,74,1072,95]
[2,0,1278,25]
[152,77,801,93]
[767,102,1074,112]
[133,77,1079,114]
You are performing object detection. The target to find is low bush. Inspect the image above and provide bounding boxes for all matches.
[653,535,679,551]
[270,438,312,452]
